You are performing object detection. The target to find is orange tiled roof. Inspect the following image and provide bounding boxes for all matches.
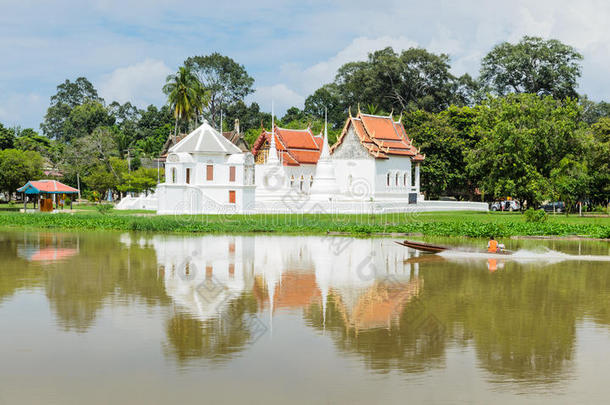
[251,125,323,166]
[331,112,425,161]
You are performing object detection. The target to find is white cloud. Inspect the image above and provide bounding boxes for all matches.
[98,59,172,107]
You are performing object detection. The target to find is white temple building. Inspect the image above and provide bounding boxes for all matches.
[117,110,488,214]
[156,120,255,214]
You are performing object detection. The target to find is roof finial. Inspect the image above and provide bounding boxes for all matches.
[357,103,361,115]
[389,108,393,119]
[398,111,403,123]
[348,106,352,118]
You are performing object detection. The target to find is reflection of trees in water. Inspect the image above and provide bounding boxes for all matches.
[164,292,260,365]
[304,262,610,386]
[0,231,169,332]
[45,240,168,332]
[304,279,446,374]
[463,267,577,386]
[410,264,589,386]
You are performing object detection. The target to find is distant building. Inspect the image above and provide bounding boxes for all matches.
[222,119,249,152]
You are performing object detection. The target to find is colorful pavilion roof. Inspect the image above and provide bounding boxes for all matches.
[17,180,79,194]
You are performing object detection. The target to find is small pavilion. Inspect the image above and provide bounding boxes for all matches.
[17,180,79,211]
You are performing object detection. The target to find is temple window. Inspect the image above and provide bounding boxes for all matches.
[186,168,191,184]
[290,176,295,187]
[395,172,400,188]
[300,175,304,191]
[229,166,236,182]
[206,164,214,181]
[387,173,391,187]
[404,172,408,187]
[309,175,314,188]
[171,168,176,184]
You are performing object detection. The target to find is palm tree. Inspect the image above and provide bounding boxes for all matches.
[163,66,205,136]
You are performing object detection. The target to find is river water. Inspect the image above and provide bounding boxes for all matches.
[0,230,609,404]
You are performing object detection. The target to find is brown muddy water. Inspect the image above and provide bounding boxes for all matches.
[0,230,609,404]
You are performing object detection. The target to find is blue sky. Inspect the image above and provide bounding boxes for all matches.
[1,0,609,130]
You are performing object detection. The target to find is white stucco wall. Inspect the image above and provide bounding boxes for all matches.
[373,156,420,198]
[158,152,255,214]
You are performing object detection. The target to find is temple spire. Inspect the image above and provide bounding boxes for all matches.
[267,100,279,164]
[319,108,330,159]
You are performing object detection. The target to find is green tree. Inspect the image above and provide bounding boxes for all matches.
[62,100,115,143]
[61,127,120,188]
[224,101,271,137]
[185,53,255,125]
[118,167,159,195]
[579,96,610,125]
[163,66,205,136]
[0,123,15,150]
[586,118,610,204]
[332,47,469,114]
[466,94,583,206]
[83,165,117,198]
[281,107,307,123]
[14,128,52,154]
[41,77,102,141]
[0,149,44,200]
[404,106,479,198]
[480,36,583,100]
[550,156,591,213]
[304,84,345,129]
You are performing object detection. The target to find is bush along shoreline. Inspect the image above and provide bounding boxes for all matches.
[0,211,608,239]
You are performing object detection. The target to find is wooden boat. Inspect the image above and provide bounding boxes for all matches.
[395,240,513,255]
[394,240,448,253]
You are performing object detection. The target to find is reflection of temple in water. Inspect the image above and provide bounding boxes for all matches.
[151,235,423,332]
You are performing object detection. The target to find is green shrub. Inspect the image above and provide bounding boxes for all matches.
[524,208,548,223]
[95,204,114,215]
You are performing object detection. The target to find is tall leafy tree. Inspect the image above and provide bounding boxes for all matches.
[163,66,205,136]
[404,106,479,199]
[466,94,583,206]
[480,36,583,100]
[0,149,44,200]
[586,118,610,204]
[332,47,469,114]
[41,77,102,141]
[304,84,345,129]
[14,128,52,154]
[184,53,254,125]
[62,100,115,143]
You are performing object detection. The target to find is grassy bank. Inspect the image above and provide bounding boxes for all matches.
[0,210,609,238]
